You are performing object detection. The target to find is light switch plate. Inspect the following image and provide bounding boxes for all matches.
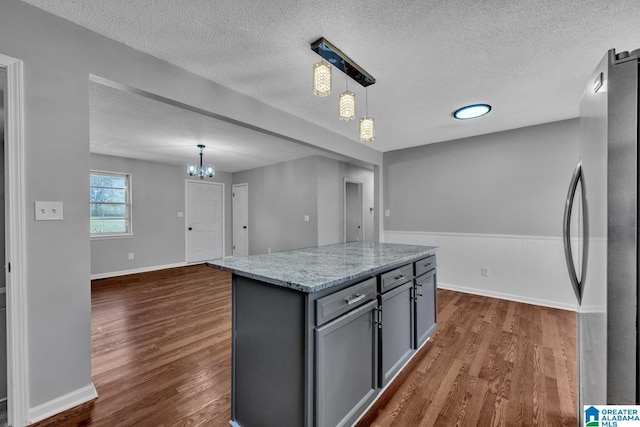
[35,201,64,221]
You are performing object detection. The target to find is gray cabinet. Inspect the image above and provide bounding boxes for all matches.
[379,280,414,387]
[227,252,437,427]
[414,267,437,349]
[315,299,379,427]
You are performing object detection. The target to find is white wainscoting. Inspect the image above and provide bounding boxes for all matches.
[384,231,578,311]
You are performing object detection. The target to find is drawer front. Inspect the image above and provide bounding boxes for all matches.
[316,277,377,326]
[379,264,413,293]
[415,255,436,277]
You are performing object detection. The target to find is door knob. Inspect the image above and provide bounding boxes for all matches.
[188,227,192,231]
[243,226,247,229]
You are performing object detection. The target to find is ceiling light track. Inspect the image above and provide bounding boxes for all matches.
[311,38,375,87]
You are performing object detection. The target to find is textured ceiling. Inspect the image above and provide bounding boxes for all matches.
[89,81,350,173]
[21,0,640,158]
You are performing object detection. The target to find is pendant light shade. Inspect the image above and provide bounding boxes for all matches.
[313,60,332,96]
[359,117,375,142]
[339,90,356,121]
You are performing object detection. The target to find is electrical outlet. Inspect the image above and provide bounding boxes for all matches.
[481,267,489,277]
[384,209,390,217]
[128,253,135,260]
[267,248,271,254]
[304,215,310,222]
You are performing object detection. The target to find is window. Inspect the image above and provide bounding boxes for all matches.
[90,171,132,237]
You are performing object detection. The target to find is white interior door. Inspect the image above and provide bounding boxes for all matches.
[232,183,248,257]
[186,181,224,263]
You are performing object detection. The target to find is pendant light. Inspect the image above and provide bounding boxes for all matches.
[339,64,356,121]
[310,38,377,140]
[187,144,215,179]
[359,88,375,142]
[313,60,332,97]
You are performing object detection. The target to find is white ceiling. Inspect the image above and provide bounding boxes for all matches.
[20,0,640,162]
[89,81,351,172]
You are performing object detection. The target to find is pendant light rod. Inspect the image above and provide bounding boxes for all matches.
[310,37,375,87]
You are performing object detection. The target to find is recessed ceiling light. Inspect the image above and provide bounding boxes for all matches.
[453,103,492,120]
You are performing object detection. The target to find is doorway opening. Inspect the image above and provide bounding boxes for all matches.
[344,179,364,242]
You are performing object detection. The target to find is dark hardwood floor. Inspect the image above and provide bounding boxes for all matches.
[356,289,577,426]
[32,265,576,426]
[32,265,232,427]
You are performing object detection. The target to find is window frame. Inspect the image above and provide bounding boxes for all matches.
[90,170,133,239]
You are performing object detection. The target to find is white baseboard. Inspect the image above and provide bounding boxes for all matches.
[91,262,188,280]
[384,230,578,312]
[438,282,577,311]
[29,383,98,424]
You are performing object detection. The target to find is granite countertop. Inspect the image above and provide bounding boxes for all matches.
[208,241,437,293]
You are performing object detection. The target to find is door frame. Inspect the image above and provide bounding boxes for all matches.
[184,180,225,263]
[343,178,364,242]
[232,183,248,257]
[0,53,28,427]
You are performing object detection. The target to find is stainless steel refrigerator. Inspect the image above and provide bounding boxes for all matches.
[563,47,640,422]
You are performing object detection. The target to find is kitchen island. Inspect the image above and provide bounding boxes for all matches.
[209,241,438,427]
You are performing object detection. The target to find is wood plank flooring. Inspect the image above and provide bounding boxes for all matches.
[32,265,232,427]
[356,289,577,426]
[32,266,576,426]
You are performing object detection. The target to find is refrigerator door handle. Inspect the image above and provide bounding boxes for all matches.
[563,162,588,304]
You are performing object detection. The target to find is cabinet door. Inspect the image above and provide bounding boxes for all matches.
[414,268,437,349]
[380,281,414,387]
[315,299,378,427]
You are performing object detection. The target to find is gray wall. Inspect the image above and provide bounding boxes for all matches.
[384,119,580,237]
[90,154,233,276]
[316,156,343,246]
[234,156,374,254]
[0,0,380,410]
[233,156,318,255]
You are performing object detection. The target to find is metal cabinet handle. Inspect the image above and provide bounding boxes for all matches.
[563,162,589,304]
[345,293,366,305]
[394,274,405,280]
[414,283,423,299]
[374,306,383,328]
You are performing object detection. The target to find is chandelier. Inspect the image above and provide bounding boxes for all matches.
[187,144,215,179]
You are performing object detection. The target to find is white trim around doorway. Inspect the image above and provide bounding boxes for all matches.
[0,52,29,427]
